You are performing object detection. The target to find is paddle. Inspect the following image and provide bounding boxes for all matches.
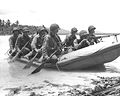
[30,49,59,74]
[10,39,31,62]
[5,49,10,55]
[23,51,39,69]
[30,42,65,75]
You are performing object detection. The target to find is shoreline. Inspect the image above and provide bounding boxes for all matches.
[1,74,120,96]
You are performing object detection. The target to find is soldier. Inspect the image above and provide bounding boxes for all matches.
[74,30,90,50]
[63,27,77,53]
[41,23,62,64]
[9,27,21,58]
[88,25,99,45]
[15,27,32,58]
[24,27,47,60]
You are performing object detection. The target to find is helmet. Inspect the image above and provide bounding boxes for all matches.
[71,27,78,33]
[37,27,45,34]
[37,26,43,32]
[50,24,60,32]
[23,27,29,32]
[79,30,88,36]
[88,25,96,32]
[12,27,19,33]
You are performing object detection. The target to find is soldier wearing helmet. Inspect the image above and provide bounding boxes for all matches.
[63,27,77,53]
[24,27,47,60]
[41,23,62,64]
[9,27,21,58]
[74,30,90,50]
[88,25,96,34]
[15,27,32,58]
[88,25,99,45]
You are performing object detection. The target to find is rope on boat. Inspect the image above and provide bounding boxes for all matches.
[56,56,61,72]
[56,63,61,72]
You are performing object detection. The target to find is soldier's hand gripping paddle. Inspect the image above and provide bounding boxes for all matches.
[10,39,31,62]
[23,52,38,69]
[30,50,58,74]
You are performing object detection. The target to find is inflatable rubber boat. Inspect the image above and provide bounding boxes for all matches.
[14,41,120,70]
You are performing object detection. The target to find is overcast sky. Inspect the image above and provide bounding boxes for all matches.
[0,0,120,33]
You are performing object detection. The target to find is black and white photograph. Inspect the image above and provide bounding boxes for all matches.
[0,0,120,96]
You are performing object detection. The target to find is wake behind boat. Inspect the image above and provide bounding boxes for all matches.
[12,41,120,70]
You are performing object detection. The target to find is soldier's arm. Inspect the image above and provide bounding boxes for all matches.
[9,37,14,50]
[74,39,79,47]
[15,36,21,51]
[31,36,37,50]
[62,35,69,46]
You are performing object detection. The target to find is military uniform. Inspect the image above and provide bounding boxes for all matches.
[42,24,62,64]
[9,27,21,57]
[24,27,47,60]
[88,25,99,45]
[74,30,90,50]
[15,27,32,58]
[9,35,18,52]
[63,27,77,52]
[64,34,76,47]
[26,28,45,59]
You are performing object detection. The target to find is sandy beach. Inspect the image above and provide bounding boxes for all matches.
[1,36,120,96]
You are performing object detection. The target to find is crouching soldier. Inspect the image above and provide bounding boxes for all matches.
[24,27,47,60]
[9,27,21,58]
[15,27,32,58]
[41,23,62,64]
[88,25,99,45]
[63,27,77,53]
[74,30,90,50]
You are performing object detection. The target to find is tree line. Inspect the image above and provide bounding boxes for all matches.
[0,19,39,35]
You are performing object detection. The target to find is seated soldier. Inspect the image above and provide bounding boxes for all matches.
[63,27,77,53]
[74,30,90,50]
[41,23,62,64]
[15,27,32,58]
[24,27,47,60]
[88,25,99,45]
[9,27,21,58]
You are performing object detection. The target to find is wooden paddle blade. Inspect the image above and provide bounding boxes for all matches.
[30,63,44,74]
[23,54,38,69]
[10,52,19,62]
[23,62,32,69]
[8,59,15,63]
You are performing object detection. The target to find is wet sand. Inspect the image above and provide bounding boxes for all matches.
[1,36,120,96]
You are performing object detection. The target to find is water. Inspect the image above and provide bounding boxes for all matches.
[0,35,120,96]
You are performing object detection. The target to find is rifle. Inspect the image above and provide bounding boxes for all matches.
[95,33,120,42]
[95,35,110,39]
